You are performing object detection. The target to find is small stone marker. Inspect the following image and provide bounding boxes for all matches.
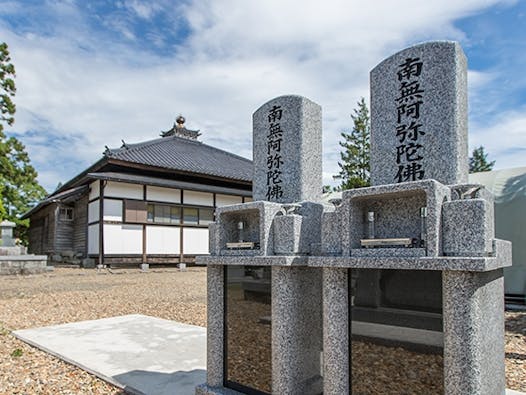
[0,220,16,247]
[252,95,322,203]
[370,41,468,186]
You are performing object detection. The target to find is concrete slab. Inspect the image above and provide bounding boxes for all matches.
[12,314,525,395]
[13,314,206,395]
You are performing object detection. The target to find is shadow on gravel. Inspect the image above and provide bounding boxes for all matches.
[505,312,526,336]
[114,369,206,395]
[506,352,526,361]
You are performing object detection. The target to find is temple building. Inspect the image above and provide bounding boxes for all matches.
[22,116,253,268]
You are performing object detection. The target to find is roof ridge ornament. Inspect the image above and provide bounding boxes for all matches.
[160,114,201,140]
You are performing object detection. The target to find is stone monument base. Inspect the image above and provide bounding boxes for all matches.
[0,246,27,256]
[0,255,48,275]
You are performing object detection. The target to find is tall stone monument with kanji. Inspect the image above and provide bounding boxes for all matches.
[195,41,511,395]
[371,41,468,186]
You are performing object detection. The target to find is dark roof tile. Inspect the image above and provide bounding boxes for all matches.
[105,135,252,182]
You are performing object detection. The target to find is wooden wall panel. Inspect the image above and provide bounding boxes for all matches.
[55,205,74,252]
[73,194,88,256]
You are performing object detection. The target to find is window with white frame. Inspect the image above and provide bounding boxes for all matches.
[59,207,74,221]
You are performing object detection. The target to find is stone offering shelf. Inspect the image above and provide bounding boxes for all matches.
[340,179,450,257]
[197,241,511,271]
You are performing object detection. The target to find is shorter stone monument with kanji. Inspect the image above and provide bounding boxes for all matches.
[195,41,511,395]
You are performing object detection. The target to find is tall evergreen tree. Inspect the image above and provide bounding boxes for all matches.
[0,42,46,240]
[469,146,495,173]
[333,97,370,190]
[0,42,15,221]
[0,184,6,220]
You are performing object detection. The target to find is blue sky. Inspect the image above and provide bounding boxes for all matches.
[1,0,525,192]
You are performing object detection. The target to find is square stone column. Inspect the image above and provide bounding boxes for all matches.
[443,269,505,395]
[322,267,349,395]
[205,265,224,388]
[272,266,323,395]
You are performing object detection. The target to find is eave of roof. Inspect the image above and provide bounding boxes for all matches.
[105,158,252,186]
[50,157,109,197]
[88,172,251,197]
[21,185,89,219]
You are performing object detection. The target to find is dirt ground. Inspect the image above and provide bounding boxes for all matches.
[0,267,524,394]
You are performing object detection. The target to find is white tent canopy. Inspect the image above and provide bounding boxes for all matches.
[470,167,526,297]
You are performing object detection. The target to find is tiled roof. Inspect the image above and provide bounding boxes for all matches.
[104,135,252,182]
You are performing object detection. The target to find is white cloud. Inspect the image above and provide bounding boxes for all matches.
[0,0,516,191]
[470,108,526,169]
[123,0,161,20]
[0,1,23,15]
[468,70,497,90]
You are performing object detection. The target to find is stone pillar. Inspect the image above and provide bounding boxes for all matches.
[443,269,505,395]
[206,265,224,388]
[272,266,322,395]
[322,267,349,395]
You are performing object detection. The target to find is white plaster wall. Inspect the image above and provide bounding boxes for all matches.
[89,181,100,200]
[183,190,213,206]
[183,227,209,254]
[103,199,123,221]
[103,224,142,254]
[146,186,181,203]
[216,194,243,207]
[146,226,180,254]
[88,224,99,254]
[104,181,143,199]
[88,200,100,223]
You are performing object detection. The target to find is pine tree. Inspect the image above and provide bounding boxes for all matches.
[469,146,495,173]
[0,42,15,220]
[0,42,47,240]
[333,97,371,190]
[0,184,6,220]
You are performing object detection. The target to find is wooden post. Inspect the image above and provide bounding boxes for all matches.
[142,224,147,265]
[84,195,89,259]
[53,205,59,256]
[142,185,147,265]
[180,189,184,264]
[98,180,105,267]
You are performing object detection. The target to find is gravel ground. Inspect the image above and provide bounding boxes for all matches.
[0,267,206,395]
[226,286,272,393]
[0,268,525,394]
[352,340,443,394]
